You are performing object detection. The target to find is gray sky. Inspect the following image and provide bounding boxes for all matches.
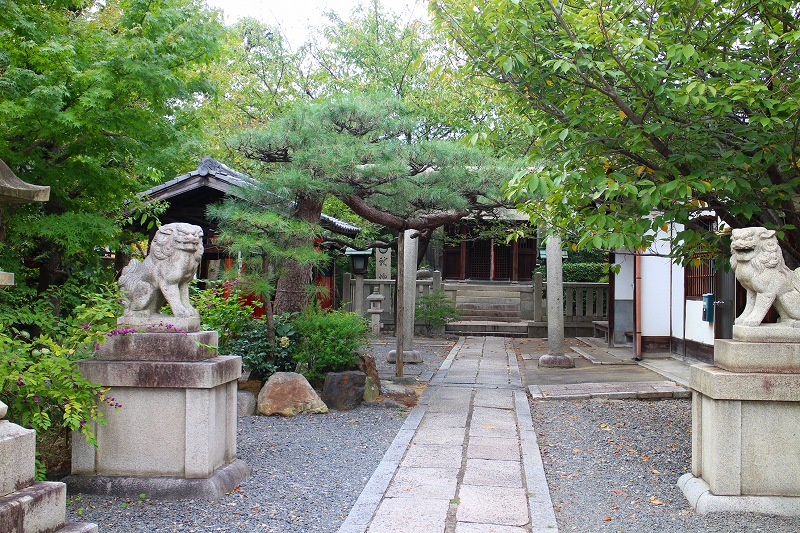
[203,0,429,47]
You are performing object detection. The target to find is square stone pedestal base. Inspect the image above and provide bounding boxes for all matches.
[67,352,248,500]
[0,419,97,532]
[682,340,800,515]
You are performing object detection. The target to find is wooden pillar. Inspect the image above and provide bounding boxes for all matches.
[459,228,467,280]
[512,240,519,282]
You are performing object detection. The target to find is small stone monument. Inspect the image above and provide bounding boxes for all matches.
[67,223,248,500]
[0,400,97,532]
[679,227,800,515]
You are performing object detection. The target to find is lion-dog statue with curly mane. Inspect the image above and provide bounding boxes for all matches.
[119,223,204,329]
[730,227,800,327]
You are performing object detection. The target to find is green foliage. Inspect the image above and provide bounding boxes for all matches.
[0,284,123,478]
[415,288,462,334]
[534,263,609,283]
[193,279,258,350]
[225,314,297,381]
[0,0,225,294]
[291,306,370,386]
[433,0,800,264]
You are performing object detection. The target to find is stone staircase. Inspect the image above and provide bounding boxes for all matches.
[445,283,528,337]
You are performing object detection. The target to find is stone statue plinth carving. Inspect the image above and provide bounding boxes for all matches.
[118,222,204,332]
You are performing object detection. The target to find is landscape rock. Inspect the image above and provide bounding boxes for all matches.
[358,353,381,386]
[321,371,367,411]
[237,391,257,416]
[363,376,381,403]
[257,372,328,416]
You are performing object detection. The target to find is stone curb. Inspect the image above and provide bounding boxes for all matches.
[529,382,691,400]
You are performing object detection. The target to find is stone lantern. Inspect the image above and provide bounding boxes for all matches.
[0,158,50,287]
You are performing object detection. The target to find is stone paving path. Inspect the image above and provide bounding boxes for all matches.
[339,336,557,533]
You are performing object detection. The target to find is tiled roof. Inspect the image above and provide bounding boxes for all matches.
[139,157,361,237]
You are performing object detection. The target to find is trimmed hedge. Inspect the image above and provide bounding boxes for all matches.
[534,262,608,283]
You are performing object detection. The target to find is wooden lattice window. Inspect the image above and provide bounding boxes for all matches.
[684,218,717,299]
[685,257,715,299]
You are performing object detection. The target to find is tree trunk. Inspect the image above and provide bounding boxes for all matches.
[273,195,323,315]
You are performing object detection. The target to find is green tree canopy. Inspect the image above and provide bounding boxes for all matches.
[0,0,224,293]
[433,0,800,264]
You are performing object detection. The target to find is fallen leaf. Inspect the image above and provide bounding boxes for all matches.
[649,469,661,475]
[611,489,626,495]
[650,496,664,505]
[603,516,613,521]
[573,448,582,453]
[484,424,495,429]
[642,455,650,461]
[599,423,611,431]
[611,505,619,510]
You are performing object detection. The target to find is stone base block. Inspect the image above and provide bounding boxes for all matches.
[679,473,800,516]
[733,324,800,343]
[117,314,200,333]
[715,338,800,373]
[66,459,249,501]
[0,481,67,533]
[689,363,800,502]
[386,349,422,363]
[71,354,245,501]
[96,331,218,361]
[538,354,575,368]
[58,522,98,532]
[0,421,35,498]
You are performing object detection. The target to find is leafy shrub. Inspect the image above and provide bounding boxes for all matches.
[225,313,297,381]
[415,288,462,334]
[534,262,609,283]
[291,306,370,386]
[193,279,258,350]
[0,284,122,478]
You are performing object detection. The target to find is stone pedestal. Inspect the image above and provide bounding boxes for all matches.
[0,401,97,532]
[66,332,248,500]
[680,339,800,515]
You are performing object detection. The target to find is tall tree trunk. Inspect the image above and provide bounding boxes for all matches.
[273,195,323,315]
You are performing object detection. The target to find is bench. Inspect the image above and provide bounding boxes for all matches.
[592,320,609,342]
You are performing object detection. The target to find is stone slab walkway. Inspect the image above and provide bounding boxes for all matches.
[339,336,557,533]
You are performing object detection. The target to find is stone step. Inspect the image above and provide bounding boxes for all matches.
[454,290,522,299]
[460,310,521,319]
[446,321,528,338]
[458,303,520,312]
[0,481,67,533]
[455,295,520,305]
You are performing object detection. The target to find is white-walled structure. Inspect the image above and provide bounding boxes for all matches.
[611,222,728,362]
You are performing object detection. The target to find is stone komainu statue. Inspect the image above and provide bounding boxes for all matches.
[120,223,204,318]
[730,227,800,327]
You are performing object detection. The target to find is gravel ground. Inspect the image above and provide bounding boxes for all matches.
[65,406,407,532]
[64,341,452,532]
[532,398,800,532]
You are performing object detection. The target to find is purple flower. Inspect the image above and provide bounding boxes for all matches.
[82,322,91,330]
[32,394,40,403]
[16,377,24,386]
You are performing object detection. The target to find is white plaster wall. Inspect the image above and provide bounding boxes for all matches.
[685,299,715,345]
[640,254,672,337]
[614,252,634,300]
[671,260,685,338]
